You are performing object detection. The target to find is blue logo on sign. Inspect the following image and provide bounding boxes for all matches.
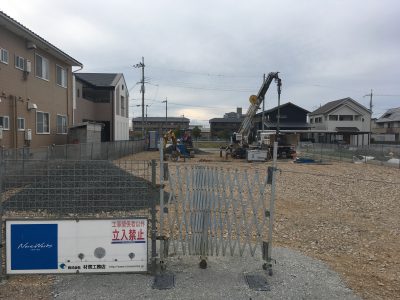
[11,224,58,270]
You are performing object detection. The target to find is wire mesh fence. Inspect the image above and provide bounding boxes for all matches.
[0,158,159,276]
[1,159,156,217]
[297,143,400,168]
[0,140,146,161]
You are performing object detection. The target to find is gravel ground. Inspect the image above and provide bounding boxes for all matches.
[51,247,360,300]
[1,149,398,299]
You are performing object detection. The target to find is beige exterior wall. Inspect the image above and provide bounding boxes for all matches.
[0,26,74,149]
[74,75,129,141]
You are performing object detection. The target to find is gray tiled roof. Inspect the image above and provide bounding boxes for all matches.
[74,73,122,87]
[309,97,370,116]
[209,117,244,123]
[376,107,400,123]
[310,98,349,115]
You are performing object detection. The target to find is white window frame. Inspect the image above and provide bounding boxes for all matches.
[35,53,49,81]
[17,117,25,131]
[0,116,10,130]
[56,65,67,88]
[56,114,68,134]
[36,111,50,134]
[15,55,25,70]
[0,48,9,64]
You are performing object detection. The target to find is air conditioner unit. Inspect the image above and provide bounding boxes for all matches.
[25,60,31,73]
[26,41,37,49]
[25,129,32,141]
[27,102,37,110]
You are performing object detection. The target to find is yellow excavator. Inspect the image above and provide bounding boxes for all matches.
[163,130,179,161]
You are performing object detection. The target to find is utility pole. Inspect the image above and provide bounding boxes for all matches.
[363,89,373,145]
[133,57,145,138]
[162,97,168,132]
[262,74,266,131]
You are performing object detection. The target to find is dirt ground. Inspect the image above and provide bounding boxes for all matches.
[1,149,399,300]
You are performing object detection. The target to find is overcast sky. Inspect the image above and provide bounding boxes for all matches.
[2,0,400,126]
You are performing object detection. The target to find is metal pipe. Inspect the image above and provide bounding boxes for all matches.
[267,141,278,265]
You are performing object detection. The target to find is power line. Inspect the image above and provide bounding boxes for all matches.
[147,65,259,78]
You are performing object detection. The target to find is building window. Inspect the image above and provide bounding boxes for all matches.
[121,95,125,110]
[314,117,322,123]
[0,116,10,130]
[35,54,49,80]
[17,117,25,131]
[0,48,9,64]
[329,115,338,121]
[36,111,50,134]
[15,55,25,70]
[76,88,80,98]
[56,65,67,87]
[310,118,314,124]
[56,115,67,134]
[339,115,353,121]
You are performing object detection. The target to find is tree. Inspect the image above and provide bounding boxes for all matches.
[192,126,201,140]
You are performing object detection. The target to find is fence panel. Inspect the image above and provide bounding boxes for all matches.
[0,158,158,276]
[161,164,272,260]
[297,143,400,168]
[0,140,146,162]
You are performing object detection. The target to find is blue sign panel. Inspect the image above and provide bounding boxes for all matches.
[11,224,58,270]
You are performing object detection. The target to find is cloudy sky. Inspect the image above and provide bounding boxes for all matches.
[2,0,400,126]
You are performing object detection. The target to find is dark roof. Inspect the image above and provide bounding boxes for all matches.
[259,102,310,115]
[74,73,122,87]
[0,11,82,66]
[209,118,244,123]
[310,97,370,116]
[132,117,190,122]
[336,127,360,132]
[376,107,400,123]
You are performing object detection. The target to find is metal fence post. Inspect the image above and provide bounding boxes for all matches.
[266,141,278,275]
[151,160,157,273]
[159,138,165,270]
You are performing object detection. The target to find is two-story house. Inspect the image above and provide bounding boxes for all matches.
[372,107,400,143]
[309,97,371,145]
[74,73,129,142]
[0,11,82,149]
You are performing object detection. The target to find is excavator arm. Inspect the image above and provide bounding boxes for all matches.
[236,72,281,145]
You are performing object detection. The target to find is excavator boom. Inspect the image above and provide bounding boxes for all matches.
[236,72,281,145]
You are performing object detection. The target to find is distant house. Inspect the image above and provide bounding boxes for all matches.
[0,11,82,149]
[372,107,400,143]
[253,102,310,131]
[132,116,190,136]
[74,73,129,142]
[308,97,371,145]
[209,107,244,139]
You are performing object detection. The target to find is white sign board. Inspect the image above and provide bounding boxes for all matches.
[6,219,148,274]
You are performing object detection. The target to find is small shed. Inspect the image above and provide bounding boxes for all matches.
[68,122,103,144]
